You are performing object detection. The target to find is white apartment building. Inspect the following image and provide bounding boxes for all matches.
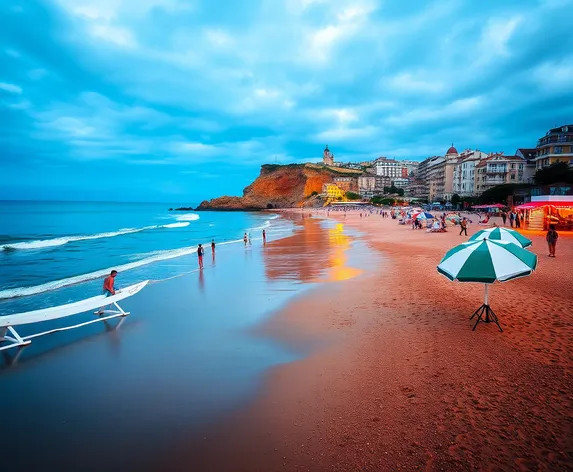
[392,177,409,189]
[452,150,489,197]
[375,158,403,178]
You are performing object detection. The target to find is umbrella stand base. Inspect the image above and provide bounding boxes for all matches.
[470,304,503,332]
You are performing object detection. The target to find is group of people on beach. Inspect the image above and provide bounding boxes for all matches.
[498,210,525,228]
[196,229,268,270]
[97,206,561,306]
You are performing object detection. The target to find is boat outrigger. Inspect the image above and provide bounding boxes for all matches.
[0,280,148,352]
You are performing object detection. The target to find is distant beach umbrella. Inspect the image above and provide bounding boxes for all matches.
[469,227,532,248]
[415,212,434,220]
[437,239,537,331]
[445,214,461,225]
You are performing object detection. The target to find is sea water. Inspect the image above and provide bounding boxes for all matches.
[0,201,372,471]
[0,200,294,314]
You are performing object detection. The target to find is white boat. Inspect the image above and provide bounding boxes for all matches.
[0,280,149,351]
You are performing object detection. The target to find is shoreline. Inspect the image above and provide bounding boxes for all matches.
[154,210,573,471]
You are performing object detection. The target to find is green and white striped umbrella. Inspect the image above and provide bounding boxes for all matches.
[437,239,537,283]
[469,227,532,248]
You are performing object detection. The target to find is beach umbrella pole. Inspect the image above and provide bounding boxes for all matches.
[469,284,503,332]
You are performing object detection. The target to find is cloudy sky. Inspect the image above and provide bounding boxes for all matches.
[1,0,572,203]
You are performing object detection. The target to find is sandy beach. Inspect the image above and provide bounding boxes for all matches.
[155,211,573,471]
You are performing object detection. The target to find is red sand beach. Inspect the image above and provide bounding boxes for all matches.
[157,211,573,472]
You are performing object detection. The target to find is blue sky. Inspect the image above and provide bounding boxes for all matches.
[1,0,572,203]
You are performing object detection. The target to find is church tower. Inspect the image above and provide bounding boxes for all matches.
[323,145,334,166]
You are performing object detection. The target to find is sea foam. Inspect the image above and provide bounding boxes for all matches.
[2,222,191,251]
[0,237,245,300]
[175,213,200,222]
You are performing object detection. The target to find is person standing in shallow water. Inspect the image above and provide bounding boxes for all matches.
[262,229,266,244]
[546,224,559,257]
[243,233,248,245]
[97,270,118,314]
[197,244,204,269]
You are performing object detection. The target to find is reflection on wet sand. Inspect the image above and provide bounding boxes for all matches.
[0,317,134,370]
[263,216,361,283]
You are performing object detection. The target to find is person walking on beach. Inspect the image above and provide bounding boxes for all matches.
[509,211,515,228]
[197,244,205,269]
[97,270,118,314]
[211,239,215,253]
[546,224,559,257]
[514,211,521,228]
[459,217,468,236]
[243,233,248,245]
[262,229,266,243]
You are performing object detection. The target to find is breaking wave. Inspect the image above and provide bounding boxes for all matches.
[0,237,244,300]
[175,213,200,222]
[2,222,191,251]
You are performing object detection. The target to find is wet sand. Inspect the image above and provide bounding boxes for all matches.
[158,211,573,471]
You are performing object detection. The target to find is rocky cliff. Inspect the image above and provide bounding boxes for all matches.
[195,164,360,210]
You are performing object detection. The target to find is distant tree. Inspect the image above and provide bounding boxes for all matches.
[461,196,479,208]
[479,183,532,204]
[371,196,395,205]
[534,162,573,185]
[451,194,461,206]
[383,185,404,196]
[345,191,361,200]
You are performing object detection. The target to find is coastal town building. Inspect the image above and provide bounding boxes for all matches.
[333,176,358,193]
[358,175,376,199]
[321,183,344,199]
[323,145,334,166]
[452,149,489,197]
[375,158,403,179]
[401,160,420,178]
[474,153,528,194]
[516,148,537,183]
[392,177,409,189]
[426,156,445,202]
[534,124,573,169]
[405,179,427,199]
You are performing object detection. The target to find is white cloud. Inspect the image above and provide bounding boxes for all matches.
[532,58,573,91]
[89,24,137,48]
[28,69,48,81]
[8,100,32,110]
[204,29,234,47]
[315,125,377,142]
[0,82,22,94]
[388,72,445,94]
[5,48,21,58]
[172,141,218,155]
[478,16,522,59]
[302,1,377,64]
[48,117,96,137]
[385,95,484,126]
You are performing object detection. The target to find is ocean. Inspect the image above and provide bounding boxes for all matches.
[0,201,373,471]
[0,200,294,314]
